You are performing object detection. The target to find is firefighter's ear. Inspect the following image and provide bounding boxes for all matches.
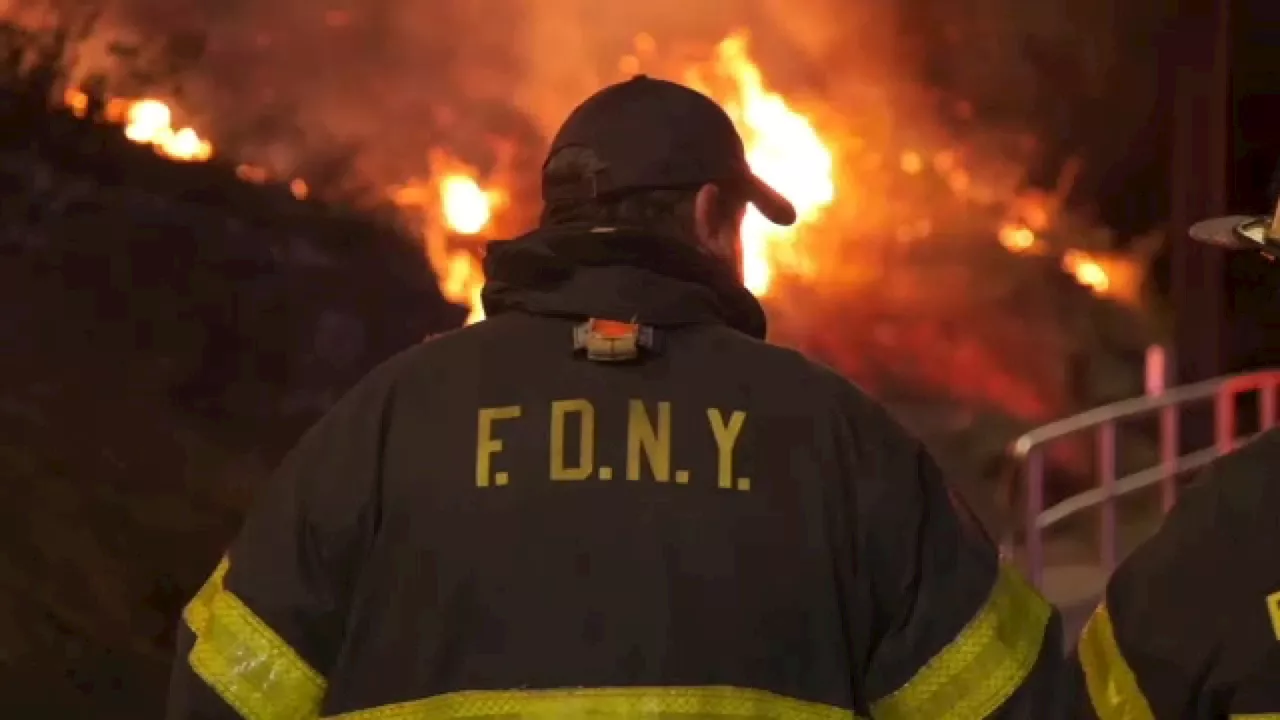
[693,183,719,245]
[694,183,745,271]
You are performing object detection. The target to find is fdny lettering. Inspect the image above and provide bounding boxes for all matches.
[475,406,521,487]
[627,400,671,482]
[707,408,747,491]
[474,400,749,491]
[550,399,595,481]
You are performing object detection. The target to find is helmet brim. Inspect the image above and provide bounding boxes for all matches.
[1188,215,1280,257]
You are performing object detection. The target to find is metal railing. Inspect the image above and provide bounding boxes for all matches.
[1008,368,1280,589]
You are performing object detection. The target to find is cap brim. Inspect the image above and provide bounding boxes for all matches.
[1189,214,1280,255]
[744,173,797,226]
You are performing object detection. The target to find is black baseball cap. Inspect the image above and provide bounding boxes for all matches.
[1188,160,1280,257]
[542,75,797,227]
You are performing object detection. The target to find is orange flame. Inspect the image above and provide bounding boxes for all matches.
[686,33,835,296]
[439,174,494,236]
[997,217,1140,302]
[998,223,1039,253]
[59,31,1138,329]
[62,89,213,162]
[391,150,506,326]
[1062,249,1142,303]
[1062,250,1109,293]
[122,99,213,162]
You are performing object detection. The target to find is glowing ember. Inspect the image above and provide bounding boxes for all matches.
[686,33,836,296]
[62,90,213,162]
[1063,250,1110,293]
[996,219,1139,302]
[998,223,1039,253]
[440,175,493,236]
[122,99,212,162]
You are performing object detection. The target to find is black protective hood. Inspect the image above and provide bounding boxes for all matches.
[479,224,767,339]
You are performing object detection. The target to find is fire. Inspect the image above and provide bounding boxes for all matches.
[404,32,837,314]
[997,217,1140,302]
[1063,250,1109,293]
[1063,249,1142,303]
[998,224,1039,253]
[405,32,838,320]
[122,99,212,162]
[391,150,506,326]
[993,207,1136,299]
[58,32,1137,328]
[439,174,493,236]
[436,171,497,324]
[62,89,213,162]
[63,84,500,325]
[992,167,1136,300]
[685,33,835,296]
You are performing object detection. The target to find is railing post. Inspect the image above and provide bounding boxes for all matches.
[1262,380,1277,430]
[1159,404,1179,513]
[1097,422,1118,575]
[1014,369,1280,596]
[1024,448,1045,589]
[1214,386,1235,454]
[1145,345,1167,397]
[1148,345,1179,514]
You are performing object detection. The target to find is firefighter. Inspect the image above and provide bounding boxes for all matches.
[167,75,1066,719]
[1068,181,1280,717]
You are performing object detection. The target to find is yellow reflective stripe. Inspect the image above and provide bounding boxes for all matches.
[1267,590,1280,641]
[869,564,1052,720]
[1077,602,1154,720]
[183,556,328,720]
[322,686,855,719]
[1230,715,1280,719]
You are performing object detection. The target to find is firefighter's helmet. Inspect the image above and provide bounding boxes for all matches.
[1189,161,1280,258]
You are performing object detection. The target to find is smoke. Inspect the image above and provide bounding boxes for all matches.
[509,0,890,136]
[8,0,1166,229]
[80,0,897,187]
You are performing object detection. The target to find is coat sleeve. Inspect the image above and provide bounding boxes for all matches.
[1068,459,1241,719]
[165,356,407,720]
[853,422,1067,720]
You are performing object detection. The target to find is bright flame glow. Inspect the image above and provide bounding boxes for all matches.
[998,224,1038,253]
[997,217,1138,301]
[1062,249,1110,294]
[686,33,836,296]
[122,99,212,162]
[391,151,506,326]
[59,29,1136,331]
[438,171,497,324]
[996,187,1135,300]
[440,175,493,236]
[62,90,213,162]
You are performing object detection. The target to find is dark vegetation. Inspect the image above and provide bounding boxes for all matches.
[0,14,459,716]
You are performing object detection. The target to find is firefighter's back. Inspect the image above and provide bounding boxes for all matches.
[166,73,1064,720]
[1196,429,1280,712]
[1073,427,1280,717]
[322,311,862,717]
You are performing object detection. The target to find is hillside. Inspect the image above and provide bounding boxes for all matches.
[0,80,460,713]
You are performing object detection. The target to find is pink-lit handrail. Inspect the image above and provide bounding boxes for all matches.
[1007,369,1280,589]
